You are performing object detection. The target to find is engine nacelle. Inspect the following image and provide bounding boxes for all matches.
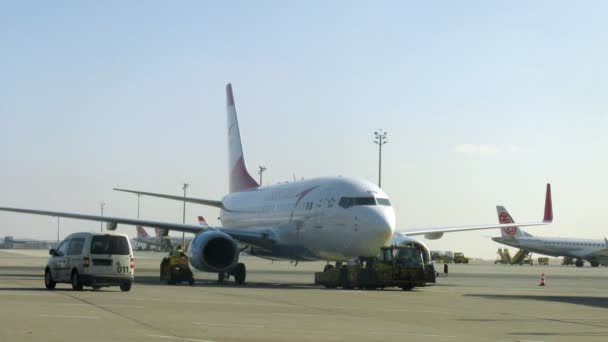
[424,232,444,240]
[106,222,118,231]
[188,231,239,273]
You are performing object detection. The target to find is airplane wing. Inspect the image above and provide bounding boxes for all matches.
[0,206,277,248]
[401,221,551,237]
[113,188,223,208]
[397,183,553,238]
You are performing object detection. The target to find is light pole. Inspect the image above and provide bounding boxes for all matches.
[373,129,388,188]
[57,217,60,243]
[137,194,142,219]
[99,202,106,232]
[182,183,189,248]
[258,165,267,185]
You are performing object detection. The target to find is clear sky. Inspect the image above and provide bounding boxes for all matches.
[1,1,607,259]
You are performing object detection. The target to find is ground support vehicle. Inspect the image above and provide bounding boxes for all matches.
[314,245,436,290]
[45,232,134,292]
[562,257,574,266]
[160,256,194,285]
[453,252,469,264]
[495,248,512,264]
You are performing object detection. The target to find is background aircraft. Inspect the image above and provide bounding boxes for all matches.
[493,205,607,267]
[0,84,552,284]
[133,217,208,251]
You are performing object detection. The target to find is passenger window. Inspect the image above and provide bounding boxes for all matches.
[67,238,85,256]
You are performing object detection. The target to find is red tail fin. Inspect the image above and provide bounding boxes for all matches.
[198,215,209,227]
[226,84,259,193]
[543,183,553,223]
[136,226,149,238]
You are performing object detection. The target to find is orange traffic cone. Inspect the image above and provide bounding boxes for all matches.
[539,273,546,286]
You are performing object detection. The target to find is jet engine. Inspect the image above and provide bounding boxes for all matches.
[188,231,239,273]
[106,222,118,231]
[424,232,444,240]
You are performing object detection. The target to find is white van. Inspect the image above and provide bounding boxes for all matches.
[45,232,134,291]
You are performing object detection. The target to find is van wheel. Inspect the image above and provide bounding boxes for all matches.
[120,282,132,292]
[71,271,83,291]
[44,269,56,290]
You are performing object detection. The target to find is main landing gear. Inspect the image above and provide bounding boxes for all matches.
[218,262,247,285]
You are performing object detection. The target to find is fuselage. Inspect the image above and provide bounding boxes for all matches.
[493,236,608,262]
[219,176,395,261]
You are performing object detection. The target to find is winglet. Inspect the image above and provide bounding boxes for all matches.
[543,183,553,223]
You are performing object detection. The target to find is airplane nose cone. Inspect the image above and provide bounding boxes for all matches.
[355,208,395,256]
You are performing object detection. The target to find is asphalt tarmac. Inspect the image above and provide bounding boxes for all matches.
[1,249,607,342]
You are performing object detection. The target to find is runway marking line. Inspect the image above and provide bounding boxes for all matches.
[40,314,101,319]
[193,322,264,328]
[147,334,216,342]
[272,312,375,320]
[57,303,145,309]
[370,331,457,338]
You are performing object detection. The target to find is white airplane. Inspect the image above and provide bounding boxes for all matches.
[0,84,553,284]
[493,205,607,267]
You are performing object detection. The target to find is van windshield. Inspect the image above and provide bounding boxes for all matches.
[90,236,130,255]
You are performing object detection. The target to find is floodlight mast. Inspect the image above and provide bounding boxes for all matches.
[182,183,189,248]
[373,129,388,188]
[258,165,267,185]
[99,202,106,232]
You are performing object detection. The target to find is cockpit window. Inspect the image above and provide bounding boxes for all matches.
[377,198,391,206]
[338,197,376,209]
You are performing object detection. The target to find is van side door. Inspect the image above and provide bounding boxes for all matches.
[52,239,70,282]
[66,237,86,276]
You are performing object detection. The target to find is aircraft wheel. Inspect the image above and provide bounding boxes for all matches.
[233,263,246,285]
[218,272,225,283]
[591,261,599,267]
[575,259,584,267]
[44,268,56,290]
[400,286,414,291]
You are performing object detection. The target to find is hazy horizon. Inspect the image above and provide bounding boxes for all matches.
[1,1,607,260]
